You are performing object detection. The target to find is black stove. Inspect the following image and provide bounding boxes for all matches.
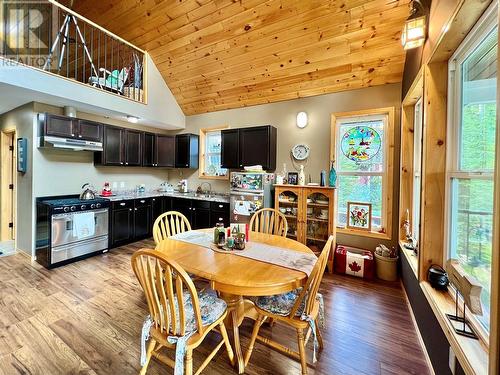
[40,196,110,214]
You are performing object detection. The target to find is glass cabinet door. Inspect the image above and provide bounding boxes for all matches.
[304,191,331,256]
[277,189,300,240]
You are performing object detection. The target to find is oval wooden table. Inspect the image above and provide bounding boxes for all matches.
[155,230,313,374]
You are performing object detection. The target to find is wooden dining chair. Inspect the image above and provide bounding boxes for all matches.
[244,236,334,375]
[131,249,234,375]
[153,211,192,245]
[249,208,288,237]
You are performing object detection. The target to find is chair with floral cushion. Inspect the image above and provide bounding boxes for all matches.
[131,249,234,375]
[244,236,333,375]
[249,208,288,237]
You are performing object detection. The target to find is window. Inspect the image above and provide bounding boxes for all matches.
[199,126,228,179]
[331,108,394,238]
[412,98,423,244]
[447,4,497,331]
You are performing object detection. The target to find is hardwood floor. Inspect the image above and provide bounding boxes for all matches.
[0,240,431,375]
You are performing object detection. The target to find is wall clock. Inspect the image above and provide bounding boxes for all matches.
[291,143,310,161]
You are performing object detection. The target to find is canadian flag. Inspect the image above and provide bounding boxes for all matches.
[334,245,374,279]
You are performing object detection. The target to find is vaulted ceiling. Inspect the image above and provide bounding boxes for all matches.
[69,0,410,115]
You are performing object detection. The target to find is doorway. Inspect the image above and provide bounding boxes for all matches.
[0,130,16,255]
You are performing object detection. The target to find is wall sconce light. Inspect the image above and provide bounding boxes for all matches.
[127,115,139,124]
[401,0,427,50]
[296,111,308,128]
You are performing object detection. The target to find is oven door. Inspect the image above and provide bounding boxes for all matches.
[51,209,109,247]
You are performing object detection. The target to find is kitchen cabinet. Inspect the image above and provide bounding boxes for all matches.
[221,125,277,171]
[151,196,173,223]
[125,130,142,166]
[175,134,199,168]
[77,120,102,142]
[210,202,230,227]
[143,133,175,167]
[192,200,211,229]
[221,129,240,169]
[172,198,192,221]
[134,198,152,239]
[41,113,103,142]
[95,127,142,166]
[110,200,134,247]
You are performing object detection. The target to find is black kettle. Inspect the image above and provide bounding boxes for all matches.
[428,264,449,290]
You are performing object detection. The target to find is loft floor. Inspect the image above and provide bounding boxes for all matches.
[0,240,430,375]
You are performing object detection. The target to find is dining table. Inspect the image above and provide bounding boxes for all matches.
[154,229,314,374]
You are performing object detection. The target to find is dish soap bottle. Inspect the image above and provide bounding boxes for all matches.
[298,165,305,186]
[328,161,337,187]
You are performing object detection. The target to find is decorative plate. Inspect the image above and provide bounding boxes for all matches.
[341,126,381,163]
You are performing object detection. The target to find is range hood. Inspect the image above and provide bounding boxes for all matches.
[40,136,103,151]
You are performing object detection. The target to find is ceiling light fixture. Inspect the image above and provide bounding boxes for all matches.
[296,111,308,128]
[401,0,427,50]
[127,115,139,124]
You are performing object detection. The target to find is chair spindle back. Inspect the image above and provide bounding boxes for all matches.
[153,211,192,244]
[131,249,204,337]
[249,208,288,237]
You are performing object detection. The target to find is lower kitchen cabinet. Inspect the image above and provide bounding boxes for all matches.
[110,200,134,247]
[134,198,152,240]
[192,200,211,229]
[109,197,229,248]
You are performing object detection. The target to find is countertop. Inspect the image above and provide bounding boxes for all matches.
[102,190,230,204]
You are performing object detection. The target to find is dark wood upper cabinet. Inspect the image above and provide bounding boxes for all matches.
[97,126,124,166]
[175,134,199,169]
[157,135,175,167]
[77,120,102,142]
[95,127,142,166]
[125,130,142,166]
[143,133,175,167]
[44,114,77,138]
[221,129,240,169]
[221,125,277,171]
[41,114,103,142]
[142,133,156,167]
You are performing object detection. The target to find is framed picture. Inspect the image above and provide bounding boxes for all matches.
[287,172,298,185]
[347,202,372,231]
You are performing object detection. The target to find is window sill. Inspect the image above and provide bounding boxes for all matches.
[420,281,489,375]
[198,174,229,181]
[336,227,391,240]
[399,240,419,278]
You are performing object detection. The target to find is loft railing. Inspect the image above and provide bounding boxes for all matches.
[0,0,146,103]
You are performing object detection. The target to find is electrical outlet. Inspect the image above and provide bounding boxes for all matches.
[449,346,456,375]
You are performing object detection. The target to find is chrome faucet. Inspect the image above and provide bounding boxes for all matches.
[197,182,212,195]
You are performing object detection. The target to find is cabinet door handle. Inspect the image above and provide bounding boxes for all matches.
[120,202,126,206]
[126,162,129,165]
[192,208,196,211]
[152,199,155,201]
[78,134,82,138]
[134,208,137,211]
[71,133,75,137]
[185,164,188,167]
[218,204,223,208]
[129,208,132,211]
[219,217,223,221]
[120,162,124,165]
[140,200,145,203]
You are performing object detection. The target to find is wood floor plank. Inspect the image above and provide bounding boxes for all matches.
[0,240,431,375]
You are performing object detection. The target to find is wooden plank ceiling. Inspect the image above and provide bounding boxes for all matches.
[69,0,411,115]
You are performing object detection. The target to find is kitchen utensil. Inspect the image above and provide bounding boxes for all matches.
[80,183,96,200]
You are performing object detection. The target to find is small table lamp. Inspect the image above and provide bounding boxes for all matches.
[445,259,483,339]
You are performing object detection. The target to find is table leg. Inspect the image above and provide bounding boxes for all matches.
[220,293,246,374]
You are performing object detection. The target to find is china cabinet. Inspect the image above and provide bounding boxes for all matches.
[274,185,336,272]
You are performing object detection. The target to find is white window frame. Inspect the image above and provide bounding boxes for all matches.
[445,1,498,339]
[199,125,229,180]
[331,108,394,239]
